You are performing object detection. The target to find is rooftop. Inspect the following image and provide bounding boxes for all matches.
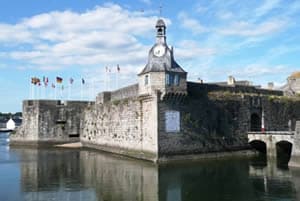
[289,71,300,79]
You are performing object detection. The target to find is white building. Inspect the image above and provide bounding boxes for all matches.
[6,118,15,130]
[281,71,300,96]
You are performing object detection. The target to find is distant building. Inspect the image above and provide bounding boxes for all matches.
[211,75,261,88]
[281,71,300,96]
[6,118,15,130]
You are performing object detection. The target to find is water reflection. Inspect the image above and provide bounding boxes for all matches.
[1,136,300,201]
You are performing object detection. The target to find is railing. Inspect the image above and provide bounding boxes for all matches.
[248,131,294,135]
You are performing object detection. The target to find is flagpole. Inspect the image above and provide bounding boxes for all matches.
[68,82,70,100]
[92,78,95,100]
[105,68,107,91]
[55,85,57,100]
[61,85,63,101]
[29,78,32,99]
[81,78,83,101]
[115,72,118,90]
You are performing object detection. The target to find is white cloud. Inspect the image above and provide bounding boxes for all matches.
[178,12,208,34]
[175,40,217,60]
[219,19,287,37]
[255,0,281,17]
[230,64,289,78]
[0,4,160,70]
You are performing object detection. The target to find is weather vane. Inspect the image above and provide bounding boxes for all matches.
[159,3,163,18]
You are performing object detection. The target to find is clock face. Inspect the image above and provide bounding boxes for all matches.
[153,45,165,57]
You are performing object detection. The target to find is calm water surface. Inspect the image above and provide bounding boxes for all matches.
[0,132,300,201]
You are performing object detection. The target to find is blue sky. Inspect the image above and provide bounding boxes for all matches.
[0,0,300,112]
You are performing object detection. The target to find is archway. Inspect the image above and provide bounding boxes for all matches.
[249,140,266,154]
[276,141,293,165]
[250,113,261,131]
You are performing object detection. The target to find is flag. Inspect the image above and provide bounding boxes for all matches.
[31,77,40,85]
[43,76,48,87]
[70,78,74,84]
[56,77,63,83]
[117,64,120,72]
[82,78,85,84]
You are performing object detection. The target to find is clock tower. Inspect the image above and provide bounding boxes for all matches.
[138,19,187,96]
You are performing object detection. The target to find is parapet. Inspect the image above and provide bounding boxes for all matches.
[187,82,283,97]
[96,84,139,104]
[96,92,112,104]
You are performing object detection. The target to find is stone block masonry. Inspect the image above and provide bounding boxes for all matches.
[81,92,159,162]
[289,121,300,167]
[10,100,92,146]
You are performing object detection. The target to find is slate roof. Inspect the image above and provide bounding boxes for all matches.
[156,19,166,27]
[139,45,186,75]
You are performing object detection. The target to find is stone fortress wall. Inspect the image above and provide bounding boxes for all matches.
[10,100,91,146]
[11,80,300,162]
[157,82,300,160]
[82,89,159,161]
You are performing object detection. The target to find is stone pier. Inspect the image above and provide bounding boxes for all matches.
[289,121,300,167]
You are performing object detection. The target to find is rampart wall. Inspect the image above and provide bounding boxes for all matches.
[157,83,300,160]
[81,93,159,161]
[10,82,300,162]
[11,100,91,146]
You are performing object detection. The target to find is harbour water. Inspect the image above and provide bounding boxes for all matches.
[1,132,300,201]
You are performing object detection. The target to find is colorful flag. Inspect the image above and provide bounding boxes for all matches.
[31,77,40,85]
[82,78,85,84]
[117,64,120,72]
[56,77,63,83]
[70,78,74,84]
[43,76,48,87]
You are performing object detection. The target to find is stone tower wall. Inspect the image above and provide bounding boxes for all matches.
[11,100,91,146]
[81,93,159,161]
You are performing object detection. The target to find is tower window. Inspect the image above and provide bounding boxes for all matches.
[145,75,149,85]
[166,74,170,85]
[166,74,174,86]
[158,28,162,35]
[174,75,180,86]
